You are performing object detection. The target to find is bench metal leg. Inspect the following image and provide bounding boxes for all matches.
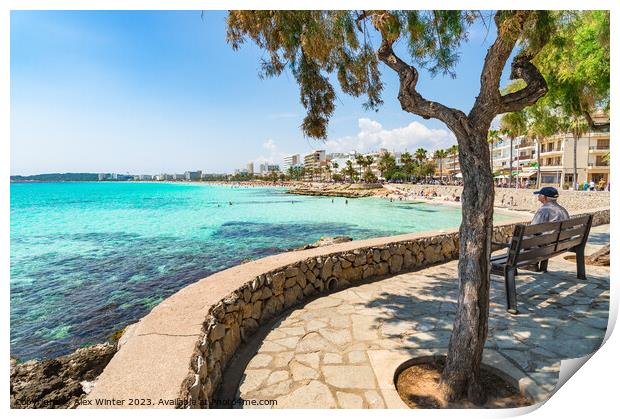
[575,246,587,280]
[538,260,548,273]
[504,267,518,314]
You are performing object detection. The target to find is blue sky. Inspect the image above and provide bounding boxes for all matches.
[11,10,507,175]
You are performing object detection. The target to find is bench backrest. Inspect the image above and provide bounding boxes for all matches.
[505,214,593,267]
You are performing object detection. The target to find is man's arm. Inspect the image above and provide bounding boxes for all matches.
[531,207,550,225]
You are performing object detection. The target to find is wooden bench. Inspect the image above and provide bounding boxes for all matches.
[491,214,593,314]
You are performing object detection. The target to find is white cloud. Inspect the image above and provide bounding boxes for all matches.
[325,118,456,154]
[253,138,288,165]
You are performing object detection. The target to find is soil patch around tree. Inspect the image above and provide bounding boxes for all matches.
[395,357,530,409]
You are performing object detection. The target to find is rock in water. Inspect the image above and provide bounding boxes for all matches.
[10,343,116,409]
[296,236,353,250]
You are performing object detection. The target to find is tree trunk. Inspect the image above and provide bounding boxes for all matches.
[440,130,494,404]
[509,137,513,188]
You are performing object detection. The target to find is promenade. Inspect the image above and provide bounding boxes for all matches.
[237,225,610,408]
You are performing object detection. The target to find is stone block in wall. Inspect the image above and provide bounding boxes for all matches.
[389,254,403,273]
[372,249,381,263]
[271,271,286,295]
[295,271,307,288]
[306,269,317,284]
[321,257,334,279]
[284,276,297,289]
[403,250,414,268]
[340,257,352,268]
[208,323,226,342]
[353,253,366,267]
[285,266,299,278]
[380,249,390,261]
[284,284,303,308]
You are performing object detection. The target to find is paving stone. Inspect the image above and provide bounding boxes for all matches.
[290,360,320,381]
[347,350,367,364]
[279,326,306,336]
[239,369,271,394]
[259,341,288,352]
[246,354,273,369]
[351,315,379,341]
[307,319,328,332]
[272,351,294,368]
[336,391,364,408]
[364,390,386,408]
[297,332,337,353]
[266,370,290,386]
[323,353,343,364]
[322,365,376,389]
[319,328,353,346]
[273,336,301,349]
[275,380,337,408]
[295,352,320,369]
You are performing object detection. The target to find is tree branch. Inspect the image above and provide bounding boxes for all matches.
[376,38,471,138]
[469,11,528,129]
[498,55,548,114]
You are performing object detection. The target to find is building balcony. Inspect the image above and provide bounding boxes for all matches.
[539,149,563,156]
[589,145,610,153]
[539,165,563,171]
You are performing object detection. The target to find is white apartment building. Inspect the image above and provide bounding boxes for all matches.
[283,154,301,172]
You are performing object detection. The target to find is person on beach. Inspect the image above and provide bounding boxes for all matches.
[531,187,569,225]
[345,199,348,205]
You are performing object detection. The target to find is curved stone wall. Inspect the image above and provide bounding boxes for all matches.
[84,208,609,409]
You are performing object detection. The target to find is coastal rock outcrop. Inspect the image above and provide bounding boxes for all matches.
[295,236,353,250]
[288,182,387,198]
[10,342,117,409]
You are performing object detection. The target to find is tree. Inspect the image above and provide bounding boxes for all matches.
[227,10,586,403]
[499,110,527,187]
[487,129,501,173]
[433,149,448,183]
[567,115,588,189]
[526,103,559,188]
[414,147,428,163]
[342,160,358,182]
[536,11,609,132]
[354,153,367,181]
[378,151,397,179]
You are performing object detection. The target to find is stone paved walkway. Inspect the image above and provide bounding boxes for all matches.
[237,225,610,408]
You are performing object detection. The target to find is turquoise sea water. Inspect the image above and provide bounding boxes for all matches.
[10,182,514,360]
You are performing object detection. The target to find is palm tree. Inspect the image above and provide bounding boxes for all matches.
[331,161,339,182]
[499,110,527,188]
[568,115,588,190]
[378,151,396,179]
[433,149,448,183]
[355,153,366,181]
[343,160,357,183]
[527,105,559,188]
[487,129,501,175]
[414,148,427,163]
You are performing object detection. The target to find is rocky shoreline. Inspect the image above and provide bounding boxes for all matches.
[10,343,117,409]
[287,182,389,198]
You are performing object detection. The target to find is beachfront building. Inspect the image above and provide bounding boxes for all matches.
[185,171,202,181]
[138,174,153,181]
[283,154,301,172]
[246,162,255,175]
[304,150,326,181]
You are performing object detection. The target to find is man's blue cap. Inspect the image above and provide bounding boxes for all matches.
[533,186,559,198]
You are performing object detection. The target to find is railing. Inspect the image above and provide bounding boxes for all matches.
[589,145,610,151]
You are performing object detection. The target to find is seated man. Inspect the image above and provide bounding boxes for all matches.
[527,186,569,272]
[531,186,569,224]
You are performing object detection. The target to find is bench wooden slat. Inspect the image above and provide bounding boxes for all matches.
[561,216,591,229]
[516,245,558,262]
[555,237,584,252]
[520,231,561,250]
[522,222,561,235]
[558,225,588,242]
